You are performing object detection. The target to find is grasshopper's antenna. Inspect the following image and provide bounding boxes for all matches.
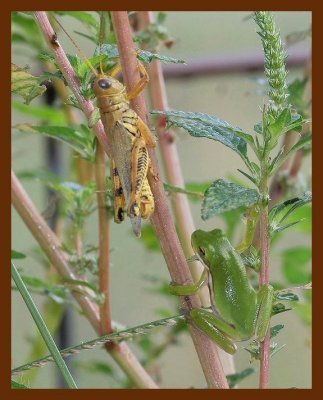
[98,12,106,75]
[53,15,98,77]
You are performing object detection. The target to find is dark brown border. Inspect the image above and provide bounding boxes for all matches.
[7,1,319,399]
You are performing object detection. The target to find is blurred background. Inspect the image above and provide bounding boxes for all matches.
[12,11,312,388]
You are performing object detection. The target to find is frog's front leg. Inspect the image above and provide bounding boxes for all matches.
[255,284,274,341]
[169,268,208,296]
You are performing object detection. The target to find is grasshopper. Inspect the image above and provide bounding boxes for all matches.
[55,17,156,237]
[92,60,156,237]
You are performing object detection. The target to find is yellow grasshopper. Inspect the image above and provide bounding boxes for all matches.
[55,17,156,237]
[92,60,156,237]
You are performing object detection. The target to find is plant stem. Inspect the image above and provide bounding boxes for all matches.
[11,263,78,389]
[11,170,157,388]
[138,10,235,377]
[259,164,270,388]
[95,143,113,335]
[34,12,111,157]
[111,11,229,389]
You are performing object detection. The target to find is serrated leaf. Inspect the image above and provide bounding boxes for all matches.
[151,110,249,162]
[94,43,119,58]
[202,179,259,220]
[11,250,26,259]
[11,64,46,104]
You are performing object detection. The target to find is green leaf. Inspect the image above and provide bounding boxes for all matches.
[201,179,259,220]
[11,263,77,388]
[281,247,311,285]
[11,250,26,259]
[276,292,299,301]
[270,324,284,338]
[272,302,292,316]
[94,43,119,59]
[269,192,312,234]
[12,101,66,124]
[17,169,64,185]
[267,108,306,150]
[270,133,312,175]
[163,182,204,201]
[151,110,249,162]
[288,78,309,115]
[55,11,98,29]
[74,360,115,376]
[137,49,185,64]
[11,64,46,104]
[12,12,44,50]
[14,124,96,162]
[12,380,29,389]
[226,367,255,388]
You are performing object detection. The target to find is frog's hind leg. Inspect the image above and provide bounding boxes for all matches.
[255,284,274,341]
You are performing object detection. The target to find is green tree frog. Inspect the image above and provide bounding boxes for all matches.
[170,229,274,354]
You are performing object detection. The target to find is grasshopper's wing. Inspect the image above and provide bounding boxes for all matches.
[110,122,142,237]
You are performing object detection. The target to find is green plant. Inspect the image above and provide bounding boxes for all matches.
[11,11,311,389]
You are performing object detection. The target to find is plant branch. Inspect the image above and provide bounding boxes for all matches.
[34,12,111,157]
[95,143,113,335]
[11,172,157,388]
[111,11,229,389]
[33,11,159,388]
[137,10,235,377]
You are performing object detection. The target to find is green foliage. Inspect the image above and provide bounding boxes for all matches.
[14,123,97,162]
[12,101,67,124]
[244,324,285,362]
[226,367,255,388]
[11,250,27,259]
[11,64,46,104]
[269,192,312,235]
[151,110,250,163]
[12,12,45,50]
[135,11,174,50]
[202,179,259,220]
[12,380,29,389]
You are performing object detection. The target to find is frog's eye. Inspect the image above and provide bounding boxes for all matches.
[198,246,206,257]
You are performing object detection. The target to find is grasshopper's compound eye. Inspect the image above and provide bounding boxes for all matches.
[98,79,112,89]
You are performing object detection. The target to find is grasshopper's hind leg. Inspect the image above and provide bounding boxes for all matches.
[128,137,149,218]
[140,178,155,219]
[110,159,126,223]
